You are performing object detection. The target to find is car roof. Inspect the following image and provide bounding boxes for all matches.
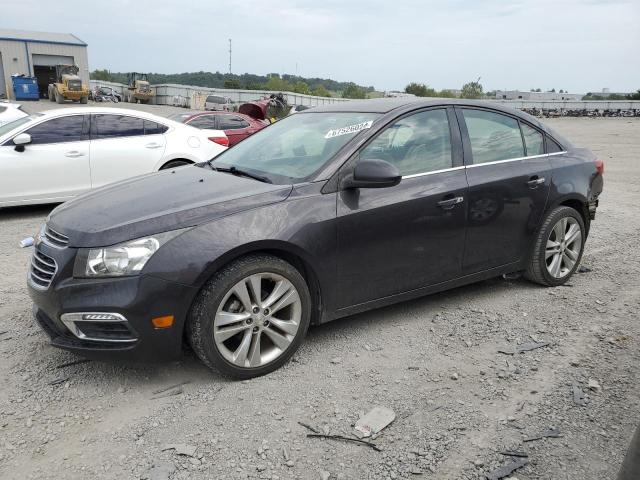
[308,98,571,146]
[309,98,515,114]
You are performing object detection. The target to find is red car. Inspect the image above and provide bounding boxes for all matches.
[169,111,267,146]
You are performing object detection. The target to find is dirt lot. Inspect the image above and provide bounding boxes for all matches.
[0,109,639,480]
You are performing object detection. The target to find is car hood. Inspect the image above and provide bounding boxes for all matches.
[48,165,293,248]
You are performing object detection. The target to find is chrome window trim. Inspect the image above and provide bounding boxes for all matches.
[466,151,567,169]
[402,165,465,179]
[400,151,567,178]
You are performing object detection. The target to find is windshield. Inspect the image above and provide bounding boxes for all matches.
[0,115,38,138]
[211,112,380,184]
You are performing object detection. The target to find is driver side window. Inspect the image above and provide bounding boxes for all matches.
[360,109,452,176]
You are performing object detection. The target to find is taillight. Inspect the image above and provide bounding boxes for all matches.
[595,158,604,175]
[209,136,229,147]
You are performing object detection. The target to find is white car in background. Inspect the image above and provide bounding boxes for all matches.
[0,102,28,127]
[0,107,228,207]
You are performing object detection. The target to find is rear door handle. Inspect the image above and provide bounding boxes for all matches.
[437,196,464,210]
[145,143,162,149]
[64,151,84,158]
[527,176,546,188]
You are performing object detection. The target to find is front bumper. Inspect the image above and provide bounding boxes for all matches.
[27,244,199,362]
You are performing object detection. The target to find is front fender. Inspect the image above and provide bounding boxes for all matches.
[144,188,338,313]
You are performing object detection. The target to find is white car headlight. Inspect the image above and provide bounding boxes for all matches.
[79,230,186,277]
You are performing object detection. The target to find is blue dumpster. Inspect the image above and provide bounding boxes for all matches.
[12,76,40,101]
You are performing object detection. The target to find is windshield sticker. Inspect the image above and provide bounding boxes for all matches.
[325,120,373,139]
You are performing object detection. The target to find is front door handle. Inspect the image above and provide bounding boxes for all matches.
[437,196,464,210]
[64,151,84,158]
[527,176,545,188]
[145,143,163,149]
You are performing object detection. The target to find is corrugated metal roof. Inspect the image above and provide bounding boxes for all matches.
[0,28,87,46]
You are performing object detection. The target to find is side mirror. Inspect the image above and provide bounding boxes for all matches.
[13,133,31,152]
[342,159,402,189]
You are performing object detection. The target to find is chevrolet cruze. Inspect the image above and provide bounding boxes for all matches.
[27,99,604,378]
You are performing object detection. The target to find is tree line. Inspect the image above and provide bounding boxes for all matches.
[405,80,484,99]
[90,69,374,99]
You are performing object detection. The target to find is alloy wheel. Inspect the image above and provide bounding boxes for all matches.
[213,273,302,368]
[545,217,582,278]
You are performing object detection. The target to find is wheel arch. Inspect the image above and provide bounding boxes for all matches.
[193,240,324,326]
[547,193,590,235]
[158,158,195,170]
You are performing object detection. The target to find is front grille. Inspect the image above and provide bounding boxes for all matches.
[30,250,57,289]
[43,226,69,248]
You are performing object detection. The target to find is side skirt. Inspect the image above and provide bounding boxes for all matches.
[322,261,523,323]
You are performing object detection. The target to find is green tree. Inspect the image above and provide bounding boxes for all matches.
[437,89,456,98]
[91,69,113,81]
[460,80,484,99]
[223,79,241,89]
[293,81,310,95]
[342,83,366,99]
[312,85,331,97]
[628,90,640,100]
[265,75,291,92]
[405,82,436,97]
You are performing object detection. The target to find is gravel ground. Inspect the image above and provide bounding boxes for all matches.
[0,112,638,480]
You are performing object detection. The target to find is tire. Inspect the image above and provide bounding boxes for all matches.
[525,206,586,286]
[187,254,312,379]
[80,96,88,104]
[55,90,64,104]
[160,159,192,170]
[48,87,55,102]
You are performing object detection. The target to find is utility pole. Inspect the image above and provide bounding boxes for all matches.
[228,38,232,74]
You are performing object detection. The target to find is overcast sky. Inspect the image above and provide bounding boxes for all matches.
[3,0,639,93]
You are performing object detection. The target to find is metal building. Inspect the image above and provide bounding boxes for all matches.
[0,28,89,100]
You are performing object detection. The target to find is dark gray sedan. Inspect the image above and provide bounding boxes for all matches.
[27,99,603,378]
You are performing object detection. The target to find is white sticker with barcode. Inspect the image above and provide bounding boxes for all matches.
[325,120,373,139]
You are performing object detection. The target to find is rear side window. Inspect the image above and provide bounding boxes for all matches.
[23,115,85,145]
[360,109,452,176]
[144,120,168,135]
[218,115,250,130]
[188,116,218,129]
[546,136,563,153]
[462,109,525,164]
[520,123,544,156]
[94,115,144,138]
[206,96,227,104]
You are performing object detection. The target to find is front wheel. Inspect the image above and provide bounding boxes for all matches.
[187,254,311,379]
[525,206,585,286]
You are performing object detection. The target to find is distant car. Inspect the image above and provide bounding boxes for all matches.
[0,107,228,207]
[0,102,28,127]
[204,95,232,112]
[169,111,266,146]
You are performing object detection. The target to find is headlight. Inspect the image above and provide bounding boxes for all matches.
[75,229,187,277]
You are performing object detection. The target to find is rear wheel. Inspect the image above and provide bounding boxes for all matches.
[55,90,64,104]
[187,254,311,379]
[525,206,585,286]
[80,96,88,104]
[48,87,55,102]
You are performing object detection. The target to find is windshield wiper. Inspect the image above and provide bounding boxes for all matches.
[211,165,272,184]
